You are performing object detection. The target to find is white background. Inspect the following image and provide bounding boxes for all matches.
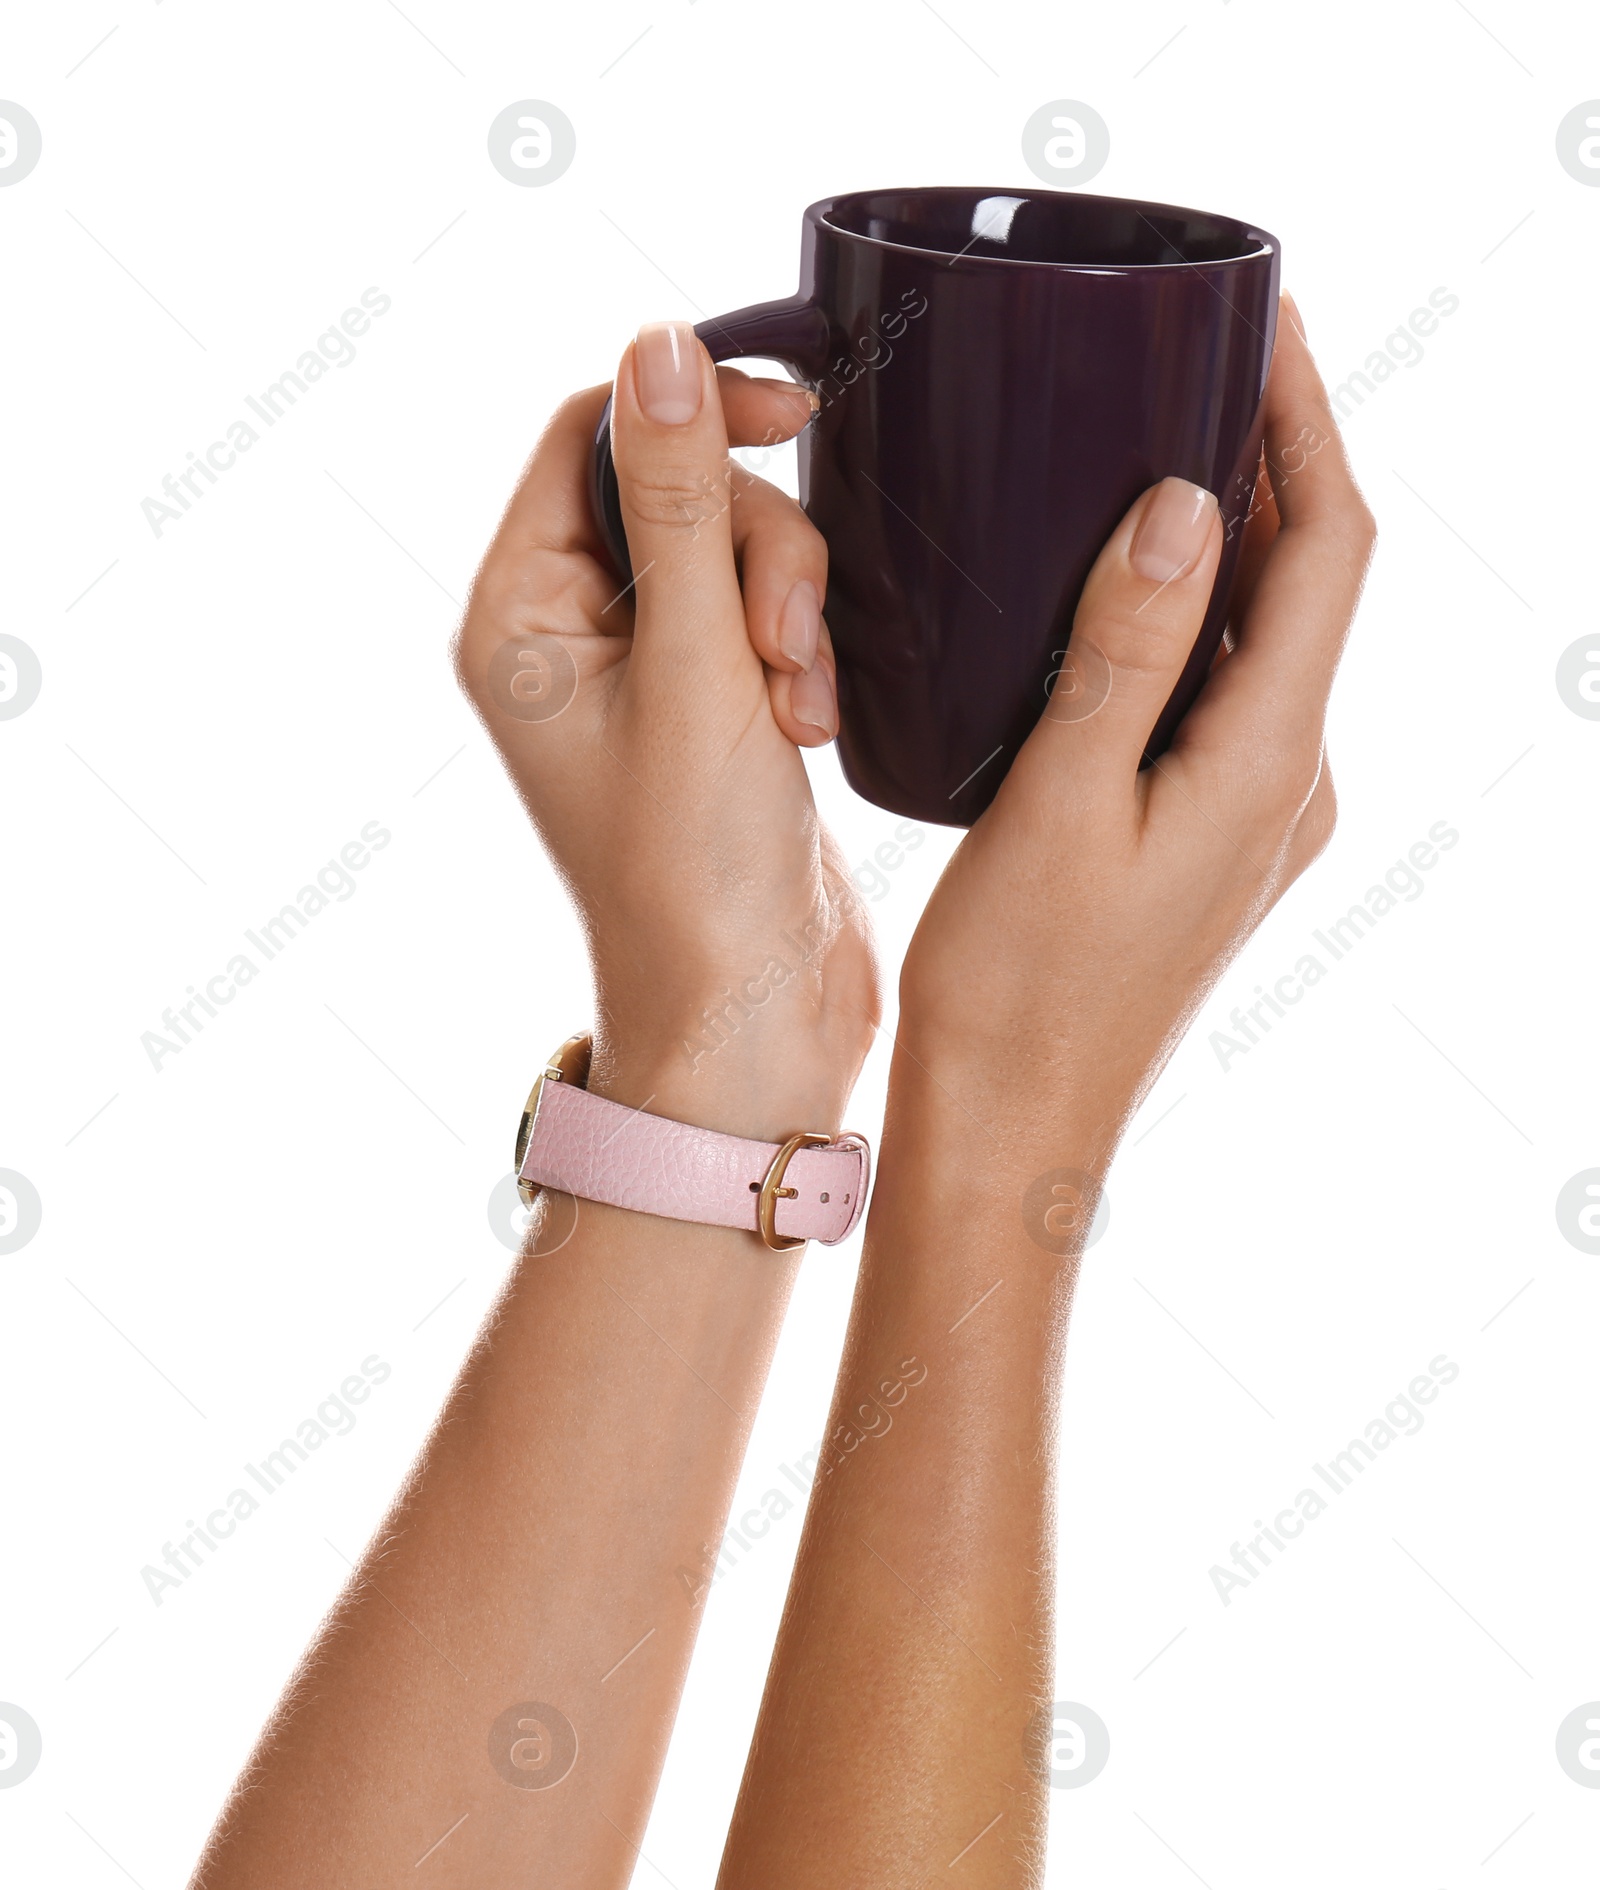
[3,1,1597,1884]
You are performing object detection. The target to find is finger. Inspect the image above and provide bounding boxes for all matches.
[724,465,837,746]
[1181,296,1376,757]
[728,466,829,671]
[1262,295,1370,536]
[716,366,818,448]
[473,372,809,570]
[1013,476,1223,790]
[455,384,627,715]
[768,620,840,748]
[467,366,815,662]
[478,383,613,560]
[610,321,750,678]
[1224,450,1280,633]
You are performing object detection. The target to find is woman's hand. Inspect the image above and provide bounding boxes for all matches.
[455,323,879,1139]
[899,301,1376,1174]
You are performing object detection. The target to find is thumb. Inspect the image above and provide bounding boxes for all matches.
[1024,476,1222,786]
[610,321,750,683]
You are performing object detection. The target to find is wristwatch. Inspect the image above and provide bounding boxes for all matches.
[514,1034,871,1252]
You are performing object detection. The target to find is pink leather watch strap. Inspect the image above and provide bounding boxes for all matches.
[518,1078,871,1246]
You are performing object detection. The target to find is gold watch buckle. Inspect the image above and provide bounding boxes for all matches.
[515,1033,593,1207]
[756,1131,831,1252]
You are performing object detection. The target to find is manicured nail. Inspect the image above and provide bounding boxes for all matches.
[1130,477,1218,582]
[751,376,821,417]
[1281,291,1307,343]
[790,660,837,739]
[634,321,702,425]
[778,579,820,671]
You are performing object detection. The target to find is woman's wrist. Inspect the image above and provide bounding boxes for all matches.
[589,931,877,1141]
[588,1013,863,1145]
[888,1016,1131,1187]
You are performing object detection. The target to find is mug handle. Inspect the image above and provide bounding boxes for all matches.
[588,295,831,585]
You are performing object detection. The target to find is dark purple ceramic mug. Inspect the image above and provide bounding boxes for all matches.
[590,186,1279,826]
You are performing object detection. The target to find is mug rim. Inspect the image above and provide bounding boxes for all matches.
[808,185,1277,274]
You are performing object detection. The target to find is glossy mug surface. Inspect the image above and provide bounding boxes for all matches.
[590,186,1280,826]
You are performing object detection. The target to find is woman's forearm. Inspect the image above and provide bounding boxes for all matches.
[717,1056,1101,1886]
[193,1067,828,1890]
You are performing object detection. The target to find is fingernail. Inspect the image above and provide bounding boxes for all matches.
[778,579,820,670]
[1281,291,1306,343]
[751,376,821,417]
[790,661,837,739]
[1130,477,1218,582]
[634,321,702,425]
